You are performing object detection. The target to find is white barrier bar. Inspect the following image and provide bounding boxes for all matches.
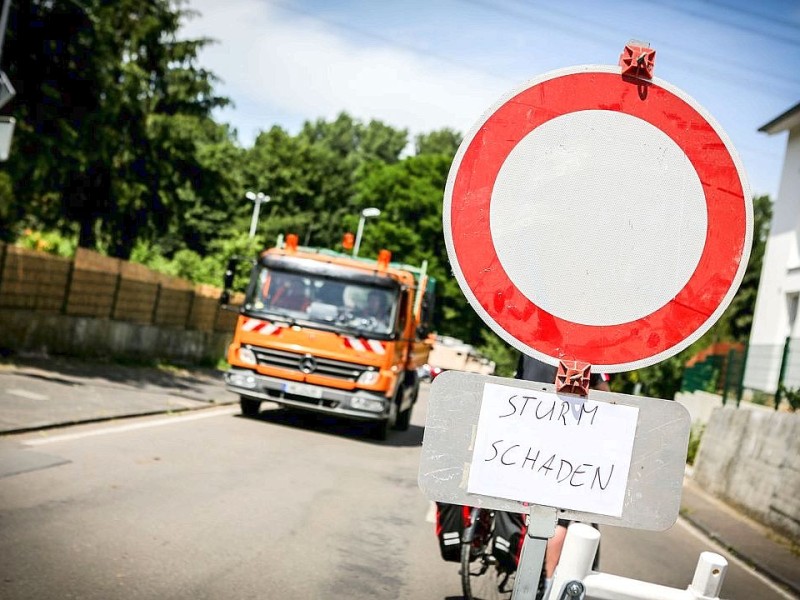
[549,524,729,600]
[688,552,727,597]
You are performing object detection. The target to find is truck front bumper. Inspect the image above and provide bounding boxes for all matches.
[224,368,391,421]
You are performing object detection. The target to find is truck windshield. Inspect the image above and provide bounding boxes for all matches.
[244,267,400,337]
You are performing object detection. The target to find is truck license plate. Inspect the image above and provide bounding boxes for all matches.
[284,382,323,399]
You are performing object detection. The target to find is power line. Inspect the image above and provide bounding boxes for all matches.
[504,0,800,84]
[459,0,800,89]
[637,0,800,48]
[697,0,800,34]
[269,0,799,98]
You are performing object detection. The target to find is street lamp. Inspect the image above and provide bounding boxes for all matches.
[353,207,381,257]
[245,191,270,238]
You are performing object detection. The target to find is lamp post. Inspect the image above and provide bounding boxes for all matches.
[353,207,381,257]
[245,191,270,238]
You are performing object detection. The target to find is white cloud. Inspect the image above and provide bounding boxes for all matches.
[181,0,511,144]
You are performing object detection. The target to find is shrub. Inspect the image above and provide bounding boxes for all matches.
[686,423,705,465]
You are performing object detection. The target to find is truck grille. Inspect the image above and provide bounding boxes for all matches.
[251,347,369,381]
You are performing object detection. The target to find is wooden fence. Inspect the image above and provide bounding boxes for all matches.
[0,242,240,333]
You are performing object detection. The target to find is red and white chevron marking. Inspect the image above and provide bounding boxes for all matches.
[241,318,285,336]
[342,336,386,355]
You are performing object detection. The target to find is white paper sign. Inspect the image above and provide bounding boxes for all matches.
[467,383,639,517]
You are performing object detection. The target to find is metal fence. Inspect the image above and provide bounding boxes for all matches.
[680,337,800,409]
[751,338,800,406]
[0,242,240,334]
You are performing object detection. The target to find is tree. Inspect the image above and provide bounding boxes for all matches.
[3,0,232,257]
[415,128,462,157]
[238,114,412,250]
[243,125,350,248]
[722,194,772,341]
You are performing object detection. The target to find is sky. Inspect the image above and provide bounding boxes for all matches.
[180,0,800,199]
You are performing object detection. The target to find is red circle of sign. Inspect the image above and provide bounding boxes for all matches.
[450,71,746,367]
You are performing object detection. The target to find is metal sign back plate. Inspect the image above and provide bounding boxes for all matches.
[418,370,690,531]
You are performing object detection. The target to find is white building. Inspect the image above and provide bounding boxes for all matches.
[743,102,800,394]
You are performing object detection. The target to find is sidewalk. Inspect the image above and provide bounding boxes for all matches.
[0,355,236,434]
[680,473,800,599]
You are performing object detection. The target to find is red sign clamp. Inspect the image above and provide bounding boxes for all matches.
[619,40,656,79]
[555,359,592,397]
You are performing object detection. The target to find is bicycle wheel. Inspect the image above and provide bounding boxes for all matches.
[460,527,514,600]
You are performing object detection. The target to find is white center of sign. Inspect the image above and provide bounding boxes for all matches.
[490,109,707,326]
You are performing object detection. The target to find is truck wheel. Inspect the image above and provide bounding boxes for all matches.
[395,405,412,431]
[374,418,391,441]
[240,396,261,417]
[393,373,419,431]
[372,397,398,440]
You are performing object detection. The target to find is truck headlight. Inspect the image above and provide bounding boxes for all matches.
[228,372,257,389]
[351,397,385,413]
[357,369,379,385]
[238,346,257,365]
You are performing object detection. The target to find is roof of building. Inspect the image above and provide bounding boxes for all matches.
[759,101,800,135]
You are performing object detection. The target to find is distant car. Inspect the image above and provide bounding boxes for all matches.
[417,364,432,381]
[417,364,444,382]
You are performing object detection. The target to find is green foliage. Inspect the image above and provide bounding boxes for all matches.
[130,233,263,288]
[129,241,224,285]
[415,129,462,156]
[686,423,705,465]
[610,351,687,400]
[0,172,14,238]
[749,390,773,407]
[4,0,231,257]
[777,384,800,412]
[16,229,77,258]
[476,332,519,377]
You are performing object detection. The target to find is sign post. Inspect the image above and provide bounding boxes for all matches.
[420,43,752,600]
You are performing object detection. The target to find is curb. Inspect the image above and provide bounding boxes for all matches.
[0,399,239,436]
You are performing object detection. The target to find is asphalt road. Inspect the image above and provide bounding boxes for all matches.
[0,372,793,599]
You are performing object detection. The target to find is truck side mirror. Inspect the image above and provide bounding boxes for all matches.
[223,259,237,290]
[220,256,249,311]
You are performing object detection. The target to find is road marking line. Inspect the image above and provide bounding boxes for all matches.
[676,516,797,600]
[7,388,49,401]
[24,406,238,446]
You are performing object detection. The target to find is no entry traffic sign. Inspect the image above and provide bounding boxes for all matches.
[444,65,752,373]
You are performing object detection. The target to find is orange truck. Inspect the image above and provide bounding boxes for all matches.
[221,234,436,439]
